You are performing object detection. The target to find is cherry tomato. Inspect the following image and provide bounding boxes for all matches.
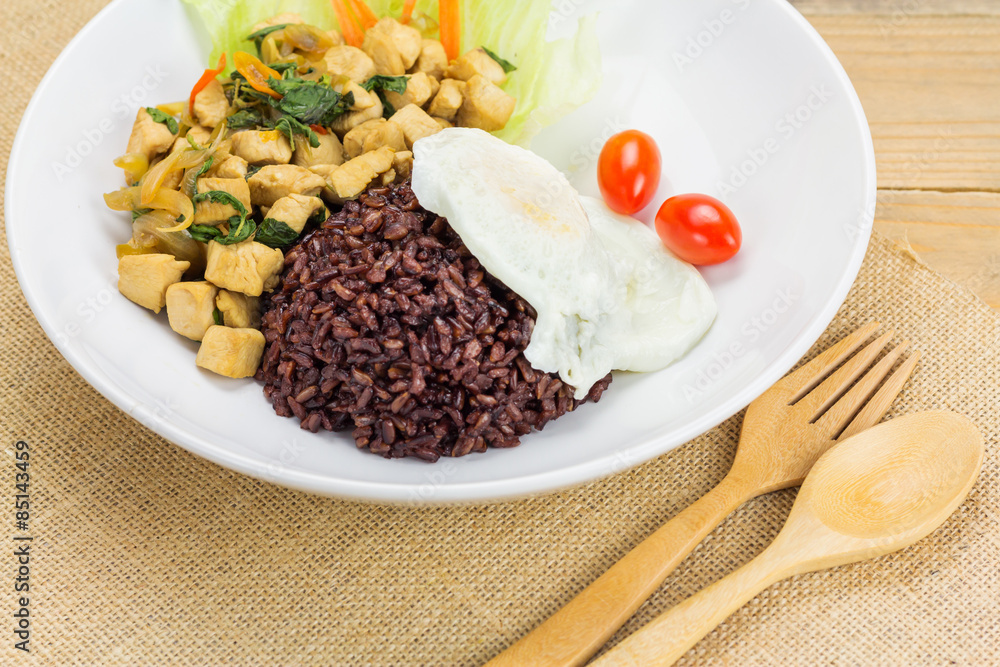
[654,194,742,265]
[598,130,662,215]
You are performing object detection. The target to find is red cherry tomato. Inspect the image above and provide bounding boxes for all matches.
[655,194,742,265]
[598,130,662,215]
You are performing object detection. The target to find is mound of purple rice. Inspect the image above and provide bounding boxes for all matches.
[257,181,611,462]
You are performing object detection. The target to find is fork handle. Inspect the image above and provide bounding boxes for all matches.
[484,474,753,667]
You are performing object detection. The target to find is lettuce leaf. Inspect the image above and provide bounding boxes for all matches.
[181,0,602,145]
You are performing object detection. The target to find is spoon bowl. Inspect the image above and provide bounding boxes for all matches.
[593,411,984,666]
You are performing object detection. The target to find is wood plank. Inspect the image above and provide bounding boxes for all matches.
[808,15,1000,192]
[875,190,1000,310]
[792,0,1000,15]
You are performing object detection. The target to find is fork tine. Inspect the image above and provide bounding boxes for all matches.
[838,350,921,441]
[814,340,910,435]
[795,330,894,419]
[785,323,881,401]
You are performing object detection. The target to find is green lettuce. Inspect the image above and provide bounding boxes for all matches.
[180,0,602,145]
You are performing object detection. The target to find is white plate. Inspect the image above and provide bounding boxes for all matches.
[6,0,874,503]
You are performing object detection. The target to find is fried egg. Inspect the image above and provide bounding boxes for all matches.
[411,128,716,398]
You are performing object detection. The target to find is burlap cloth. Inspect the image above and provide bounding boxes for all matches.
[2,1,998,665]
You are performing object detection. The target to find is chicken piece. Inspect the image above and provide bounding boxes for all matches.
[380,168,397,186]
[363,120,406,154]
[323,45,377,83]
[307,164,341,204]
[446,48,508,86]
[428,79,466,122]
[194,177,252,225]
[125,108,175,162]
[434,117,453,129]
[363,30,404,76]
[456,75,517,132]
[369,18,422,69]
[196,326,266,379]
[214,155,249,179]
[185,125,213,147]
[251,13,303,33]
[327,147,396,202]
[166,281,219,341]
[247,165,327,207]
[192,79,229,129]
[390,104,442,149]
[204,241,284,297]
[330,96,384,136]
[266,193,325,234]
[342,80,377,111]
[216,290,260,328]
[383,72,437,111]
[325,30,345,47]
[392,150,413,180]
[343,119,387,159]
[230,130,293,166]
[118,254,190,314]
[292,131,345,168]
[412,39,448,81]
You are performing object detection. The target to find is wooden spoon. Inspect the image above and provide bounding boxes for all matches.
[592,410,984,666]
[486,324,919,667]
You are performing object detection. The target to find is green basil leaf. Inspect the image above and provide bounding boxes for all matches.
[188,224,223,243]
[146,107,179,134]
[255,218,301,248]
[216,215,257,245]
[194,156,214,180]
[361,75,409,94]
[227,108,265,130]
[246,23,289,55]
[191,190,248,218]
[212,307,224,326]
[245,164,263,180]
[186,133,205,150]
[268,77,352,126]
[131,208,153,222]
[482,47,517,74]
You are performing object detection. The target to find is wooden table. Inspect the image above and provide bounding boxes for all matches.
[791,0,1000,310]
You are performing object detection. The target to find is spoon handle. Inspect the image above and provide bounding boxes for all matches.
[484,475,752,667]
[590,548,788,667]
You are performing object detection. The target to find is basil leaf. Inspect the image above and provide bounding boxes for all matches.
[212,307,224,326]
[146,107,179,134]
[191,190,248,218]
[217,215,257,245]
[188,224,223,243]
[361,75,409,94]
[246,23,289,55]
[194,156,214,180]
[227,108,265,130]
[245,164,263,179]
[186,134,205,150]
[269,62,298,75]
[131,208,153,222]
[271,116,320,151]
[380,95,396,119]
[482,47,517,74]
[255,218,301,248]
[268,77,352,126]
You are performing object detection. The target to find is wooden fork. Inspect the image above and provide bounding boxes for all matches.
[485,323,920,667]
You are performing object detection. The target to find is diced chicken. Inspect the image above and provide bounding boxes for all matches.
[363,120,406,154]
[192,79,229,129]
[216,290,261,328]
[383,72,437,111]
[434,117,453,129]
[308,164,341,204]
[214,155,249,179]
[369,18,422,69]
[204,241,284,297]
[412,39,448,81]
[118,254,190,313]
[196,326,266,379]
[230,130,293,165]
[390,104,442,149]
[446,48,508,86]
[251,13,304,33]
[166,281,219,341]
[343,119,387,159]
[266,193,326,234]
[456,75,516,132]
[247,165,326,207]
[392,151,413,180]
[194,177,252,225]
[342,80,377,111]
[323,45,377,83]
[125,109,175,162]
[330,96,384,136]
[428,78,466,121]
[325,30,345,47]
[380,168,397,186]
[186,125,213,147]
[292,132,345,167]
[363,29,405,76]
[326,147,396,202]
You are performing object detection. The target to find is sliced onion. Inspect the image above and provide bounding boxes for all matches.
[140,149,207,204]
[113,153,149,185]
[133,210,205,271]
[148,189,195,230]
[284,24,336,54]
[104,186,141,211]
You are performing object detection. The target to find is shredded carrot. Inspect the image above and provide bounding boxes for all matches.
[347,0,379,30]
[401,0,417,24]
[439,0,460,61]
[188,53,227,114]
[331,0,365,47]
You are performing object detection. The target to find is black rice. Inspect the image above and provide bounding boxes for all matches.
[257,181,611,462]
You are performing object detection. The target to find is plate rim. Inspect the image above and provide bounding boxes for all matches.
[5,0,876,505]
